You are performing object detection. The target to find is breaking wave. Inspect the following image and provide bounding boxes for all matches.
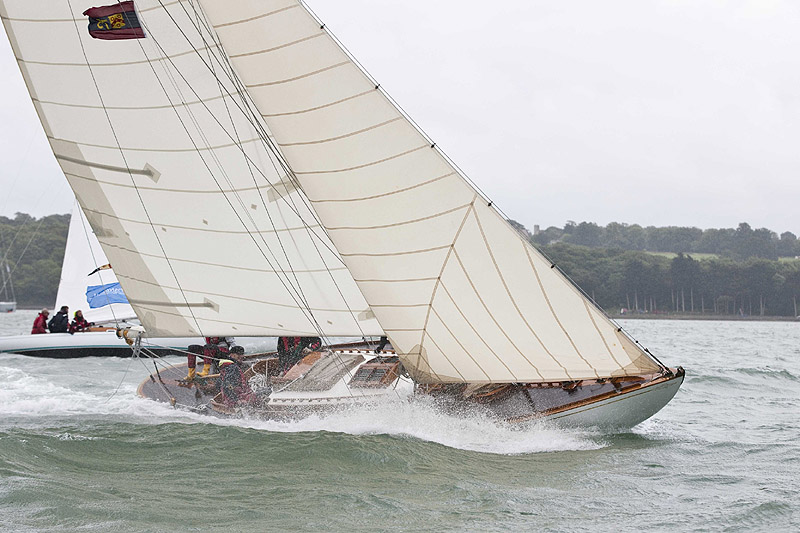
[0,354,601,456]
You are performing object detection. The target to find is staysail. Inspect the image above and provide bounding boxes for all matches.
[0,0,382,338]
[55,201,138,324]
[197,0,661,383]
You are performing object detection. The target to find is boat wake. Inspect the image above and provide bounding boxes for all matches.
[0,355,603,455]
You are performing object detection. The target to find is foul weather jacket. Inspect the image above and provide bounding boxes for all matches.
[31,313,48,334]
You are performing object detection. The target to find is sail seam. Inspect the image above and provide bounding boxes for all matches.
[0,1,183,23]
[228,32,325,59]
[246,61,349,88]
[261,89,373,117]
[437,280,519,381]
[278,117,402,147]
[99,241,349,274]
[339,244,449,257]
[418,198,476,353]
[421,329,469,382]
[64,171,285,195]
[449,250,545,381]
[470,207,570,378]
[325,203,470,232]
[355,277,437,283]
[213,4,299,28]
[16,45,217,67]
[309,172,456,203]
[35,94,230,111]
[130,303,320,334]
[294,145,428,175]
[583,300,625,370]
[369,304,428,309]
[523,245,600,379]
[51,135,263,153]
[117,273,368,313]
[79,208,323,235]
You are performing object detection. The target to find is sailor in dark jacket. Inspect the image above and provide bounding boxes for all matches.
[48,306,70,333]
[218,346,253,406]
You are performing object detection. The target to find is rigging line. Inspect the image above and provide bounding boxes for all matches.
[157,7,380,390]
[64,0,204,337]
[146,4,358,344]
[0,187,50,269]
[0,128,37,216]
[161,0,347,269]
[103,352,135,403]
[133,15,330,338]
[156,2,327,231]
[0,209,51,295]
[182,2,372,344]
[75,201,122,328]
[193,10,317,320]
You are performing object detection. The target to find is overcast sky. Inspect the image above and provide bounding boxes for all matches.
[1,0,799,233]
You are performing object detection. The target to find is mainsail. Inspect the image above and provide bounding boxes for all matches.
[1,0,661,382]
[0,0,382,338]
[55,202,138,324]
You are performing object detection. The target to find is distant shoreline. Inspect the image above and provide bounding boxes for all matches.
[610,313,798,322]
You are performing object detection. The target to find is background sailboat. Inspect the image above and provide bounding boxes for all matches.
[0,0,682,425]
[56,201,137,325]
[0,257,15,313]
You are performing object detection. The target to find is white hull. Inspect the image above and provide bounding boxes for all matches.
[0,331,201,358]
[139,349,684,430]
[0,301,15,313]
[542,371,684,428]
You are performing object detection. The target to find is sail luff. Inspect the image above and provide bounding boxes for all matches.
[197,0,662,382]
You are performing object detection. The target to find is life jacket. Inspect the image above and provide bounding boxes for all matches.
[48,312,69,333]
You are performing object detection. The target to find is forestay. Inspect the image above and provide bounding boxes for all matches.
[56,202,138,324]
[198,0,662,383]
[1,0,383,337]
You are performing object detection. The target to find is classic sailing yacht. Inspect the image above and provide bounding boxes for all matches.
[0,0,682,426]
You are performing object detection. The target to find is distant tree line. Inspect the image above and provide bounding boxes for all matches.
[527,220,800,261]
[539,244,800,317]
[509,217,800,318]
[0,213,69,308]
[3,212,800,317]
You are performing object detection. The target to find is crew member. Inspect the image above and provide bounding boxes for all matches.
[31,308,49,334]
[48,306,70,333]
[185,336,238,380]
[276,336,322,373]
[69,310,94,333]
[218,346,253,406]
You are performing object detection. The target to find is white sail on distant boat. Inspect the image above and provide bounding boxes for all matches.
[0,258,15,313]
[0,0,682,426]
[0,202,201,357]
[56,201,137,325]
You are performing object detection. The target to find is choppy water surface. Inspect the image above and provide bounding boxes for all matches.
[1,310,798,532]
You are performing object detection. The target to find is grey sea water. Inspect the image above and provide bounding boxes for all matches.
[0,310,798,532]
